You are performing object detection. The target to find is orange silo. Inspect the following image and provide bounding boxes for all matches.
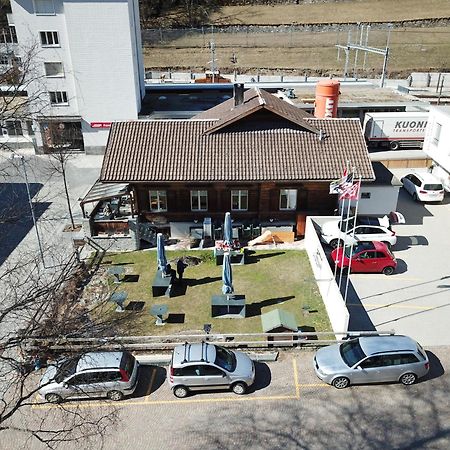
[314,79,340,118]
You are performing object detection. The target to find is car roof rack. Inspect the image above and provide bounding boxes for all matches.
[181,341,210,364]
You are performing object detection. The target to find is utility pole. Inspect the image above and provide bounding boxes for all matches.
[336,24,390,86]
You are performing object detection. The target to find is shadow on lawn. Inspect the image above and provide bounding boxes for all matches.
[245,251,285,264]
[186,276,221,286]
[246,295,295,318]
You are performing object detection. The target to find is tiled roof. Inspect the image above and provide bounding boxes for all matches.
[195,88,318,134]
[100,118,375,183]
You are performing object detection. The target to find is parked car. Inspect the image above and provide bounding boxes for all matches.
[401,172,445,202]
[168,342,255,398]
[320,214,400,249]
[39,351,139,403]
[314,335,429,389]
[331,241,397,275]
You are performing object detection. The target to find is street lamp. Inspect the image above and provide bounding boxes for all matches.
[10,151,45,268]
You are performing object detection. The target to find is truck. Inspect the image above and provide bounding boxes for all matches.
[363,111,429,150]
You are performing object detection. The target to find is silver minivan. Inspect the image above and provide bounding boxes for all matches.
[39,351,139,402]
[168,342,255,398]
[314,335,429,389]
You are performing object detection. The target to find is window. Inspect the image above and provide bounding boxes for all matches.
[190,190,207,211]
[40,31,59,46]
[360,355,384,369]
[200,366,225,376]
[97,371,122,382]
[26,121,35,136]
[231,190,248,211]
[44,62,64,77]
[5,121,23,136]
[433,123,442,146]
[279,189,297,210]
[149,190,167,212]
[34,0,55,15]
[174,365,201,377]
[361,192,371,199]
[49,91,68,105]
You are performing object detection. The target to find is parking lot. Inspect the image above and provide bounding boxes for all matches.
[347,168,450,346]
[11,347,447,449]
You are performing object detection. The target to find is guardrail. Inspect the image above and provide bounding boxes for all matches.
[25,330,395,353]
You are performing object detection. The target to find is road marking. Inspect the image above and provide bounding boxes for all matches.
[296,383,330,388]
[347,303,433,310]
[292,358,300,398]
[32,394,299,410]
[351,275,422,281]
[145,368,157,401]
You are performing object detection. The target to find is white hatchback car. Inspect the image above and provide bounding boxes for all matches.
[320,215,399,249]
[401,172,445,202]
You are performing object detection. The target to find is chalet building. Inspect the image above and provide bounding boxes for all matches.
[82,87,374,250]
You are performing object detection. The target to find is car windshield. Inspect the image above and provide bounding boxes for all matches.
[54,357,79,383]
[214,345,236,372]
[339,218,355,232]
[340,339,367,367]
[423,183,443,191]
[343,244,365,258]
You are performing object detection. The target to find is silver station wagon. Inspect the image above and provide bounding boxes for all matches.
[168,342,255,398]
[39,351,139,403]
[314,335,429,389]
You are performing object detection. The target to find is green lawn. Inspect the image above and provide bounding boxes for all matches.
[99,249,331,336]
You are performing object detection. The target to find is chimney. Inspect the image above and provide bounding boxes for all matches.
[233,83,244,107]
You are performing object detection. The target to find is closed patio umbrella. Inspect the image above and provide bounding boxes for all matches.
[223,211,232,247]
[222,253,234,295]
[157,233,167,274]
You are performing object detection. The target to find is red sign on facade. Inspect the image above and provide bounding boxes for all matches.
[90,122,112,128]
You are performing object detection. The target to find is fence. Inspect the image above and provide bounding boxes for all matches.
[24,330,395,353]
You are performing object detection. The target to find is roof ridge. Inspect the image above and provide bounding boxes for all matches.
[255,87,266,106]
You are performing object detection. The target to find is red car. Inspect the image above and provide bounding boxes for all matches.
[331,241,397,275]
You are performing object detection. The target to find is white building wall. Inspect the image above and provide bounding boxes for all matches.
[10,0,144,154]
[423,106,450,191]
[356,185,400,215]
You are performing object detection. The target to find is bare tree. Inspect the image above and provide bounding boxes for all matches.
[0,247,140,448]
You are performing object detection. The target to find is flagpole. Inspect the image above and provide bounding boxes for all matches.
[338,167,354,291]
[344,174,362,304]
[333,161,350,282]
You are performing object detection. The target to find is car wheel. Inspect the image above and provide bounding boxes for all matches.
[382,241,392,250]
[232,382,247,395]
[107,390,124,401]
[389,141,400,151]
[400,373,417,386]
[173,385,189,398]
[330,239,343,249]
[332,376,350,389]
[382,266,395,275]
[45,393,63,403]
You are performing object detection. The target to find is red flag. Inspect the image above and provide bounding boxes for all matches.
[339,181,360,200]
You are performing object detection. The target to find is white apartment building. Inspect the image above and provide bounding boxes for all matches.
[423,106,450,192]
[5,0,144,154]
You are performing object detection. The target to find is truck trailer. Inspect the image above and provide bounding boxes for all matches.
[363,112,429,150]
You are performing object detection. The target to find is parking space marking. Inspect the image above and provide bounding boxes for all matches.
[32,357,329,410]
[145,367,157,401]
[350,275,423,282]
[297,383,330,388]
[31,394,299,410]
[292,358,300,398]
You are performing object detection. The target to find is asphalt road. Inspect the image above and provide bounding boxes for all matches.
[3,346,449,450]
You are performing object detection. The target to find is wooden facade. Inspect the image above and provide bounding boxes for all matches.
[131,181,336,236]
